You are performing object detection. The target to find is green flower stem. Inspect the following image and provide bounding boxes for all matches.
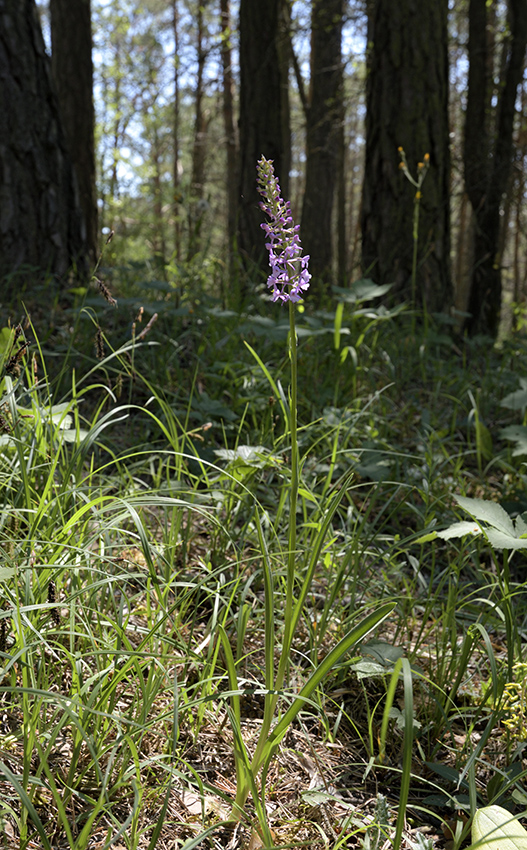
[411,191,420,334]
[235,302,299,812]
[281,300,298,676]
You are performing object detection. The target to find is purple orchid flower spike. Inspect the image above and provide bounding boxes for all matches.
[256,156,311,304]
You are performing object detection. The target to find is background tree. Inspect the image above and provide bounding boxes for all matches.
[0,0,87,289]
[28,0,527,331]
[50,0,98,264]
[300,0,344,303]
[361,0,452,313]
[237,0,290,276]
[463,0,527,337]
[187,0,211,260]
[220,0,238,268]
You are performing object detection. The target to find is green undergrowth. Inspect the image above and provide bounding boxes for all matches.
[2,265,527,848]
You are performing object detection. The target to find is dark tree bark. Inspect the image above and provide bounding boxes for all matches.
[151,124,167,268]
[464,0,527,337]
[188,0,209,261]
[237,0,290,274]
[300,0,344,303]
[172,0,181,264]
[50,0,97,264]
[0,0,88,291]
[361,0,452,314]
[220,0,238,265]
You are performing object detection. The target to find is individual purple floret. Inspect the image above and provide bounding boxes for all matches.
[256,156,311,304]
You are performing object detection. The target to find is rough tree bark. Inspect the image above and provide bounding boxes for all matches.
[220,0,238,265]
[188,0,209,261]
[237,0,290,275]
[0,0,88,291]
[361,0,452,314]
[300,0,344,303]
[464,0,527,337]
[172,0,181,263]
[50,0,97,265]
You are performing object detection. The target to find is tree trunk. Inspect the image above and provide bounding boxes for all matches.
[237,0,290,276]
[361,0,452,314]
[0,0,88,290]
[188,0,208,261]
[151,125,167,269]
[300,0,343,303]
[172,0,181,264]
[220,0,238,266]
[464,0,527,337]
[50,0,97,264]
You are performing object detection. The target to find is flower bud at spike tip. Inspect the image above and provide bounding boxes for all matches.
[256,156,311,304]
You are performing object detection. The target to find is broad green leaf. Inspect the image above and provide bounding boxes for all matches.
[500,425,527,456]
[501,389,527,411]
[455,496,515,537]
[472,805,527,850]
[361,639,404,667]
[485,529,527,550]
[333,279,392,303]
[352,659,387,679]
[62,428,88,442]
[214,445,268,464]
[415,531,438,543]
[436,521,482,540]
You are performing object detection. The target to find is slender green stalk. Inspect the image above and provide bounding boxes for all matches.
[280,300,299,683]
[411,191,421,333]
[398,148,429,333]
[231,302,300,816]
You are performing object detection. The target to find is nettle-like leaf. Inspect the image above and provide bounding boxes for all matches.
[455,496,515,535]
[500,425,527,457]
[214,445,281,469]
[501,377,527,412]
[472,805,527,850]
[429,496,527,550]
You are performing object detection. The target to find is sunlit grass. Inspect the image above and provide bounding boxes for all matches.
[1,273,527,847]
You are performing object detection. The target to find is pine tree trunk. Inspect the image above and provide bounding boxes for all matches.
[220,0,238,266]
[0,0,88,289]
[188,1,208,261]
[50,0,97,264]
[172,0,181,265]
[237,0,290,275]
[300,0,343,303]
[361,0,452,314]
[464,0,527,337]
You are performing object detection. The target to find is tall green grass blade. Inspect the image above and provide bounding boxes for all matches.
[0,761,52,850]
[258,602,395,772]
[392,658,414,850]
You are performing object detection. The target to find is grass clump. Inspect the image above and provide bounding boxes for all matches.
[2,242,527,848]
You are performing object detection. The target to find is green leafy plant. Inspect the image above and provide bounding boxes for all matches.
[214,159,395,840]
[472,805,527,850]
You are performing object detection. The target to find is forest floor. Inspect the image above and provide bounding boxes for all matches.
[1,274,527,849]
